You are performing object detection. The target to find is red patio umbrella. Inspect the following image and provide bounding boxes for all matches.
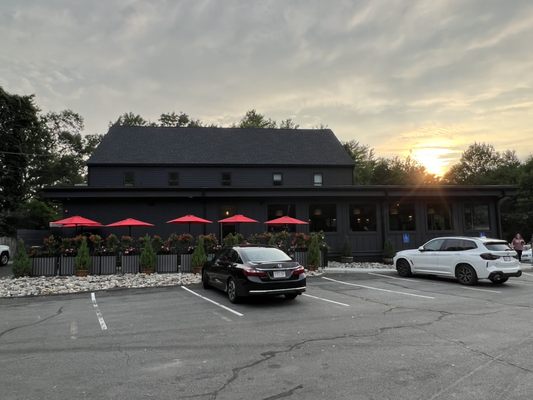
[218,214,258,224]
[107,218,154,237]
[52,215,103,227]
[264,216,308,225]
[167,214,212,233]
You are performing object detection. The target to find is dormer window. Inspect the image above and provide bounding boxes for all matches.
[313,173,323,186]
[273,173,283,186]
[124,171,135,186]
[221,172,231,186]
[168,172,179,186]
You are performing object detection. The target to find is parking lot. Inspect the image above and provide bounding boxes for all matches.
[2,271,533,400]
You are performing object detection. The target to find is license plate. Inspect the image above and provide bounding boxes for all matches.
[273,271,285,278]
[504,256,511,261]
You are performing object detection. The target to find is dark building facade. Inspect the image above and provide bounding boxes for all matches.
[43,126,516,260]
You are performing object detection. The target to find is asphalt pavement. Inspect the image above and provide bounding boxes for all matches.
[2,271,533,399]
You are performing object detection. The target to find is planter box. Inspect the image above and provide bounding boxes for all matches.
[121,255,140,274]
[31,256,57,277]
[180,254,192,273]
[293,249,327,269]
[90,255,117,275]
[59,256,76,276]
[157,254,178,273]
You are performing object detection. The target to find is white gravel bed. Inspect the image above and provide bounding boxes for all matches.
[0,273,201,298]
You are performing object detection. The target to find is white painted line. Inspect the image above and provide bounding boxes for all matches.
[367,272,410,281]
[302,293,350,307]
[181,286,244,317]
[459,286,501,294]
[69,321,78,340]
[522,272,533,277]
[90,292,108,331]
[322,276,435,299]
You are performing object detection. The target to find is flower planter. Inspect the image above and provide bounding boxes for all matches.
[121,254,140,274]
[293,251,308,266]
[59,256,76,276]
[141,268,154,274]
[90,255,117,275]
[75,269,89,277]
[180,254,193,273]
[156,254,178,273]
[31,256,57,277]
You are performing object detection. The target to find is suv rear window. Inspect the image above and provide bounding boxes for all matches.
[484,242,512,251]
[240,247,292,262]
[442,239,477,251]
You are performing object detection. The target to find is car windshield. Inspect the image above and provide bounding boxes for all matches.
[240,247,292,263]
[484,242,512,251]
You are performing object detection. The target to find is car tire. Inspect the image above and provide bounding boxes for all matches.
[202,270,210,289]
[396,259,412,277]
[0,252,8,266]
[284,293,298,300]
[227,278,240,304]
[455,264,478,285]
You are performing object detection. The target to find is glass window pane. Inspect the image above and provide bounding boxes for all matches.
[168,172,179,186]
[423,239,445,251]
[309,204,336,232]
[221,172,231,186]
[464,204,490,231]
[273,173,283,186]
[124,171,135,186]
[427,203,452,230]
[314,173,323,186]
[349,204,377,231]
[389,202,416,231]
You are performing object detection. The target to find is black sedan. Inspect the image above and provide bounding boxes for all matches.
[201,245,306,303]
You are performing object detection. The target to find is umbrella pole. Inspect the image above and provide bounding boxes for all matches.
[188,223,191,234]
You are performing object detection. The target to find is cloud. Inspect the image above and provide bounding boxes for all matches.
[1,0,532,167]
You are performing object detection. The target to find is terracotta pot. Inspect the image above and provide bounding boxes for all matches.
[141,268,154,274]
[192,265,202,274]
[75,269,88,277]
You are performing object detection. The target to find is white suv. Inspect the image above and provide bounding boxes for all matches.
[0,244,10,266]
[393,237,521,285]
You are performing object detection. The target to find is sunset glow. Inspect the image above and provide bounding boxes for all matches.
[411,148,453,177]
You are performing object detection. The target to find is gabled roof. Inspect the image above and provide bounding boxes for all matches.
[87,126,355,166]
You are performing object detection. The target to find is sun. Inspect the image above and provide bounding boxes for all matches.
[411,148,450,177]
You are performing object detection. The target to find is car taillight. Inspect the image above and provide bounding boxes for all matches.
[292,265,305,276]
[243,268,267,277]
[480,253,500,260]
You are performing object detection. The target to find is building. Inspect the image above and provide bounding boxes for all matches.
[42,126,517,260]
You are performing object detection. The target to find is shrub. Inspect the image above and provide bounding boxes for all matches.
[60,237,77,256]
[166,233,180,253]
[307,234,321,270]
[200,233,218,253]
[192,236,207,271]
[105,234,119,254]
[75,237,91,271]
[177,233,194,252]
[13,239,31,277]
[89,234,103,254]
[140,234,157,271]
[121,235,136,255]
[383,240,395,259]
[151,235,163,254]
[43,235,59,256]
[223,233,237,247]
[292,232,310,249]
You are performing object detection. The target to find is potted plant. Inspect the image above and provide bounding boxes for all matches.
[383,239,395,265]
[139,234,156,274]
[340,237,353,263]
[156,235,178,273]
[74,237,91,276]
[31,235,58,276]
[13,239,31,278]
[120,235,139,274]
[307,234,321,271]
[191,236,207,274]
[59,237,77,275]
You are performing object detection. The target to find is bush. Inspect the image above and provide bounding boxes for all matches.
[43,235,59,256]
[307,234,321,270]
[13,239,31,277]
[140,234,157,271]
[192,236,207,271]
[75,237,91,271]
[105,234,119,254]
[200,233,218,253]
[223,233,237,247]
[383,240,395,259]
[151,235,163,254]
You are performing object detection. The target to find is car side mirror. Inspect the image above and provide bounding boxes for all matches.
[418,246,425,252]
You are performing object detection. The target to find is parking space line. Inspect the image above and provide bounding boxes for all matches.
[302,293,350,307]
[367,272,410,281]
[322,277,435,299]
[459,286,501,294]
[522,272,533,277]
[181,286,244,317]
[90,292,108,331]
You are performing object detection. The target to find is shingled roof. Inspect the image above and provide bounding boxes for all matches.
[88,126,355,166]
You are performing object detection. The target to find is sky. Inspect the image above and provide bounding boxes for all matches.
[1,0,533,176]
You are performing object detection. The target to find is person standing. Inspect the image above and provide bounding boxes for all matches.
[512,233,526,262]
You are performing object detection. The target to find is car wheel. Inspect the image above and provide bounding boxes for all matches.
[396,259,412,277]
[455,264,478,285]
[227,278,240,304]
[202,270,210,289]
[284,293,298,300]
[0,252,8,266]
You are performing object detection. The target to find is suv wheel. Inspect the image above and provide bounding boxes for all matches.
[227,278,240,304]
[0,252,8,266]
[396,259,412,277]
[456,264,478,285]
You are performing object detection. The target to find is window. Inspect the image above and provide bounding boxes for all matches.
[124,171,135,186]
[427,203,452,230]
[442,239,477,251]
[313,173,323,187]
[389,202,416,231]
[221,172,231,186]
[349,204,377,231]
[309,204,336,232]
[423,238,446,251]
[267,204,296,232]
[273,173,283,186]
[464,203,490,231]
[168,172,179,186]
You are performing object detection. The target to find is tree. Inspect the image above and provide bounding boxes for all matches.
[111,112,150,127]
[342,140,376,184]
[237,109,277,128]
[279,118,299,129]
[12,239,31,277]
